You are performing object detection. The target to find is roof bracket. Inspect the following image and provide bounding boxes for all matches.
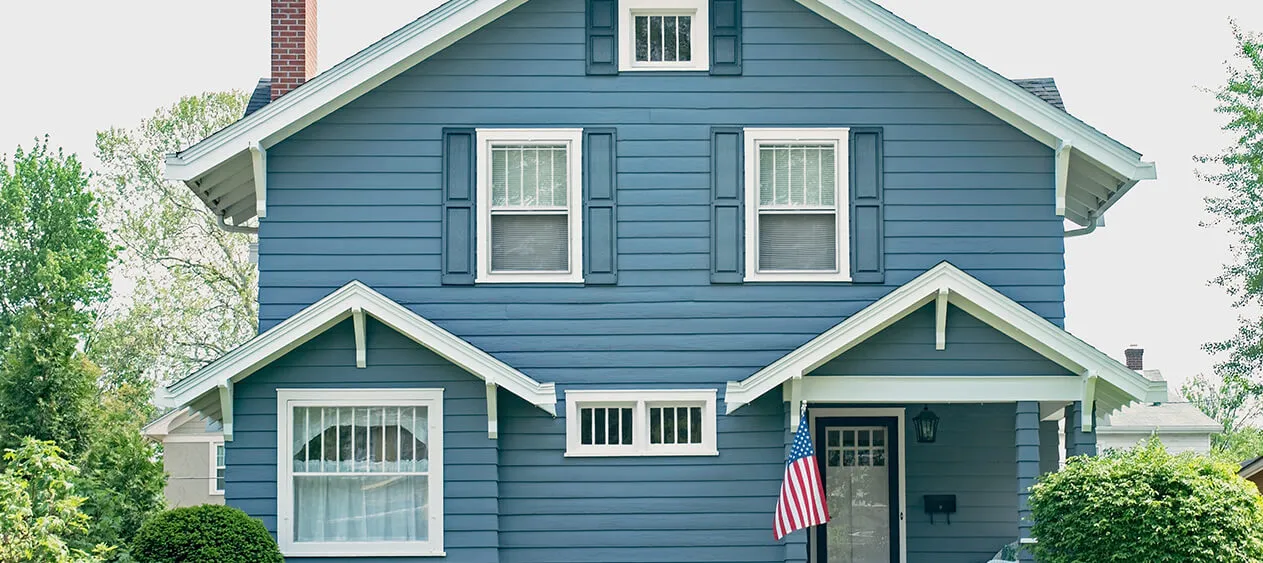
[249,141,267,219]
[218,381,235,442]
[352,306,367,368]
[1055,140,1073,217]
[1081,372,1098,432]
[935,287,949,350]
[486,382,499,440]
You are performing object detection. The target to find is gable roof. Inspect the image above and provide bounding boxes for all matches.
[165,280,558,427]
[724,262,1168,414]
[166,0,1154,229]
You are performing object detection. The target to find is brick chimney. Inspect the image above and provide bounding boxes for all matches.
[1124,345,1143,371]
[271,0,318,100]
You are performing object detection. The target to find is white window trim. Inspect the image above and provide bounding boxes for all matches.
[475,128,584,284]
[210,441,225,496]
[276,388,445,558]
[743,127,852,282]
[564,389,718,457]
[618,0,710,72]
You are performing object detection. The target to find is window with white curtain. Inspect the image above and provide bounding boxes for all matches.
[564,390,718,457]
[618,0,710,71]
[476,129,584,283]
[744,128,851,282]
[277,389,443,557]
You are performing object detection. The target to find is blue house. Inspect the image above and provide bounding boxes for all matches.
[162,0,1164,561]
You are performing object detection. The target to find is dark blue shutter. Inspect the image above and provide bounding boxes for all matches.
[710,0,742,75]
[442,128,476,285]
[584,129,618,284]
[850,128,884,283]
[587,0,618,75]
[711,127,744,283]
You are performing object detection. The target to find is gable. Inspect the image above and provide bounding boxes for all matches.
[166,0,1154,230]
[812,303,1073,378]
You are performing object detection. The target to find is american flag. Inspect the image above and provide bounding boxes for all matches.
[774,413,830,540]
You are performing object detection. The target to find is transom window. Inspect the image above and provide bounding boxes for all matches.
[476,129,583,284]
[211,443,225,495]
[565,390,717,457]
[825,427,888,468]
[619,0,710,71]
[744,128,851,282]
[277,389,444,558]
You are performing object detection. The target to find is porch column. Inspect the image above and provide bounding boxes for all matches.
[1038,420,1059,475]
[1016,401,1040,562]
[1064,401,1097,458]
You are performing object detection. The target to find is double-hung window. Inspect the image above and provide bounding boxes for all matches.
[211,442,225,495]
[564,390,718,457]
[277,389,444,557]
[744,128,851,282]
[619,0,710,71]
[476,129,584,283]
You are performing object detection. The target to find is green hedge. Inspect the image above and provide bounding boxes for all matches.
[130,504,281,563]
[1030,438,1263,563]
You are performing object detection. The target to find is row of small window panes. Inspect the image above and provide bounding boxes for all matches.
[490,145,568,208]
[635,15,692,62]
[292,407,429,473]
[650,406,702,445]
[825,428,886,468]
[580,407,634,445]
[215,444,226,491]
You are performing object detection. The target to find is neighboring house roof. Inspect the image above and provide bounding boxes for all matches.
[141,407,219,440]
[1011,78,1066,111]
[1241,456,1263,480]
[165,280,558,440]
[165,0,1155,229]
[244,78,272,117]
[724,262,1168,415]
[1097,370,1221,435]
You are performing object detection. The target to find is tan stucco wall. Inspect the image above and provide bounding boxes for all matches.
[162,440,224,508]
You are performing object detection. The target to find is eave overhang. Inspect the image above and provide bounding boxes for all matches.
[725,262,1168,416]
[165,0,1153,229]
[166,281,557,439]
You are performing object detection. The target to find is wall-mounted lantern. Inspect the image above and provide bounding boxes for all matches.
[913,406,940,443]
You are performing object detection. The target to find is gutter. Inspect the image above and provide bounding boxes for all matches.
[1064,214,1104,238]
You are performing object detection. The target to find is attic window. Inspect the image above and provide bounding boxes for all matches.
[619,0,709,71]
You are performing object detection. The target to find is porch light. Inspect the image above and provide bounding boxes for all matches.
[913,406,940,443]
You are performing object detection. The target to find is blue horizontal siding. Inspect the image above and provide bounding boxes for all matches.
[226,319,499,563]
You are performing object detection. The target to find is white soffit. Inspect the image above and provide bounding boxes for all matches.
[165,0,1153,228]
[724,262,1168,413]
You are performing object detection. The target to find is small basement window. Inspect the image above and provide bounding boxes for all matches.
[475,129,584,284]
[565,390,718,456]
[744,128,851,282]
[619,0,710,71]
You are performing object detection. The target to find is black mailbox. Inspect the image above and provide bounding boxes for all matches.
[924,494,957,524]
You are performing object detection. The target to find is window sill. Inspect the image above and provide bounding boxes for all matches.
[618,65,710,72]
[476,274,584,285]
[565,449,719,458]
[744,273,852,283]
[282,545,446,558]
[210,491,224,496]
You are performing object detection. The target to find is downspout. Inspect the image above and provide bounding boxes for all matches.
[1064,214,1102,238]
[216,213,259,235]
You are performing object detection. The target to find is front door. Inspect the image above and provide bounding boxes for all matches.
[814,417,901,563]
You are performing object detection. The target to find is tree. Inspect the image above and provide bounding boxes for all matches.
[0,438,111,563]
[91,91,255,386]
[1193,24,1263,461]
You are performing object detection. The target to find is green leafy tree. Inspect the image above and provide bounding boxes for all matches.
[1030,438,1263,563]
[1194,24,1263,462]
[0,438,112,563]
[91,91,255,386]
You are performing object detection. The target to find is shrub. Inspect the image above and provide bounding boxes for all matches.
[130,505,281,563]
[1030,438,1263,563]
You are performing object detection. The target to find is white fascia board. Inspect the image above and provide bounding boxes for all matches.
[166,281,556,416]
[163,0,525,183]
[794,375,1084,403]
[1097,425,1223,435]
[796,0,1156,184]
[724,261,1164,413]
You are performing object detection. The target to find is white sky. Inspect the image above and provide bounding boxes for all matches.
[2,0,1261,391]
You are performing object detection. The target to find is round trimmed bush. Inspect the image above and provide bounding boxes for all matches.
[1030,438,1263,563]
[131,504,282,563]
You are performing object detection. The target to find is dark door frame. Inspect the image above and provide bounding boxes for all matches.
[812,416,901,563]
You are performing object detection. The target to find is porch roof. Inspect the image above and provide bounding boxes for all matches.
[724,262,1167,419]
